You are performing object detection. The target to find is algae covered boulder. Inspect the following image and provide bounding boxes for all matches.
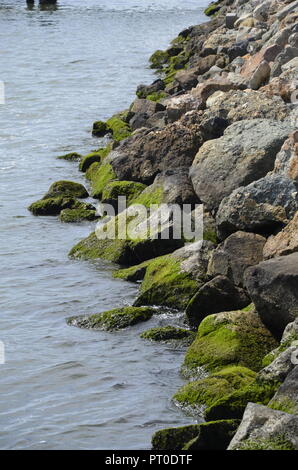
[140,326,195,344]
[102,181,147,211]
[59,207,99,223]
[28,197,91,216]
[67,306,155,331]
[152,424,201,451]
[182,309,278,377]
[57,152,82,161]
[92,120,109,137]
[86,161,117,199]
[43,180,89,199]
[173,366,256,413]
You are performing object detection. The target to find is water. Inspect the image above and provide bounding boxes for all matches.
[0,0,208,450]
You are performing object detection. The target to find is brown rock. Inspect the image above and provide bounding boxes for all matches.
[263,212,298,259]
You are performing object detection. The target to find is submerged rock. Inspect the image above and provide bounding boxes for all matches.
[28,197,92,216]
[140,326,195,344]
[67,306,155,331]
[56,152,82,161]
[59,207,99,223]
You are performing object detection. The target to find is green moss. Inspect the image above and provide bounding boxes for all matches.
[28,196,88,216]
[69,231,128,263]
[67,306,155,331]
[149,50,169,70]
[43,180,88,199]
[183,310,278,376]
[203,229,218,245]
[236,435,295,451]
[204,2,220,17]
[102,181,147,208]
[79,151,103,172]
[152,424,201,450]
[57,152,82,161]
[262,334,298,367]
[174,366,256,410]
[106,116,132,142]
[269,397,298,415]
[205,379,280,421]
[182,420,240,451]
[59,207,98,223]
[134,255,198,310]
[146,91,168,102]
[90,162,117,199]
[113,259,151,282]
[140,326,195,343]
[131,185,164,208]
[92,120,109,137]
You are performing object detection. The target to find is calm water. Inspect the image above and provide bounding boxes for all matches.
[0,0,208,449]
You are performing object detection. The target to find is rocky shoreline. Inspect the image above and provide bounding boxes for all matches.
[29,0,298,450]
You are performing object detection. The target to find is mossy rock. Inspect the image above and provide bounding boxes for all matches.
[43,180,89,199]
[79,151,103,172]
[89,162,118,199]
[269,397,298,415]
[106,115,132,142]
[146,91,168,102]
[182,420,240,450]
[205,378,280,421]
[173,366,256,412]
[204,2,220,17]
[149,49,169,70]
[113,259,151,282]
[102,181,147,210]
[92,120,109,137]
[67,306,155,331]
[235,435,295,451]
[140,326,195,344]
[152,420,239,451]
[130,184,164,208]
[133,255,198,310]
[59,207,98,223]
[183,310,278,377]
[28,196,87,216]
[57,152,82,161]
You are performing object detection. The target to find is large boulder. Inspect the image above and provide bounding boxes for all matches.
[244,253,298,339]
[228,403,298,450]
[207,231,266,287]
[263,212,298,259]
[43,180,88,199]
[109,113,203,185]
[216,174,298,239]
[185,275,250,327]
[190,119,292,212]
[29,197,94,216]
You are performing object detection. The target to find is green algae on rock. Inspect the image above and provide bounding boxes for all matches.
[79,151,103,172]
[102,181,147,210]
[204,2,221,17]
[140,326,195,344]
[43,180,89,199]
[56,152,82,161]
[28,196,91,216]
[152,419,239,451]
[173,366,256,412]
[92,120,109,137]
[59,207,99,223]
[235,435,295,451]
[106,115,132,142]
[88,162,117,199]
[67,306,155,331]
[182,309,278,377]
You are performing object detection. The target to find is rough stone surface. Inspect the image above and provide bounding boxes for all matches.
[269,366,298,415]
[263,212,298,259]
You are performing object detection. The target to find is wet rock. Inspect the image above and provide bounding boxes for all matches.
[92,120,109,137]
[140,326,195,345]
[244,252,298,339]
[186,275,250,327]
[56,152,82,161]
[190,119,291,212]
[263,212,298,259]
[59,207,99,223]
[42,180,88,199]
[208,231,266,286]
[28,197,92,216]
[67,306,155,331]
[228,403,298,450]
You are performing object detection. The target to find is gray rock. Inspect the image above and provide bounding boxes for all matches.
[228,403,298,450]
[208,231,266,287]
[269,366,298,415]
[258,347,297,384]
[244,253,298,339]
[216,174,298,239]
[190,119,292,212]
[249,60,271,90]
[276,1,298,21]
[271,45,298,78]
[282,318,298,345]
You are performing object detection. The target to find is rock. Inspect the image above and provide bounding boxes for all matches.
[208,232,266,287]
[282,318,298,346]
[86,160,117,199]
[271,45,298,78]
[253,2,270,22]
[244,253,298,339]
[182,309,277,376]
[69,205,184,265]
[269,366,298,415]
[131,168,199,208]
[136,79,165,99]
[249,60,270,89]
[79,145,111,172]
[59,207,98,223]
[28,197,92,216]
[101,181,147,212]
[216,174,298,239]
[276,1,298,21]
[228,403,298,450]
[42,180,88,199]
[173,366,256,414]
[105,114,132,142]
[259,347,297,384]
[152,420,239,451]
[259,71,298,103]
[173,69,198,91]
[191,78,238,109]
[67,306,155,331]
[288,32,298,48]
[185,276,250,327]
[109,117,203,185]
[140,326,195,344]
[226,13,238,29]
[190,119,291,212]
[240,45,282,79]
[273,131,298,182]
[92,120,109,137]
[263,212,298,259]
[57,152,82,161]
[130,98,165,116]
[164,94,201,123]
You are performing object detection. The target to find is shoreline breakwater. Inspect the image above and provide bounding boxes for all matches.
[29,0,298,450]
